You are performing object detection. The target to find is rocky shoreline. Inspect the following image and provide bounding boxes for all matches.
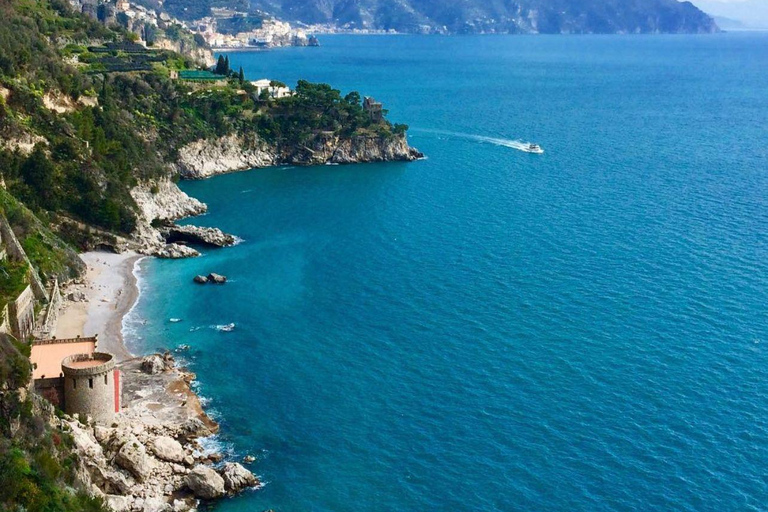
[125,132,422,259]
[61,353,259,512]
[55,131,422,510]
[173,132,423,180]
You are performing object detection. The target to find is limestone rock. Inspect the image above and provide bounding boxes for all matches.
[106,495,131,512]
[141,355,165,375]
[162,225,236,248]
[186,465,225,499]
[175,134,277,179]
[173,133,421,179]
[154,244,200,259]
[328,134,423,165]
[179,418,212,440]
[105,469,133,494]
[172,499,194,512]
[150,436,185,463]
[131,179,207,224]
[94,425,114,443]
[193,275,208,284]
[141,496,169,512]
[67,291,87,302]
[115,437,154,481]
[68,421,103,459]
[220,462,258,493]
[207,273,227,284]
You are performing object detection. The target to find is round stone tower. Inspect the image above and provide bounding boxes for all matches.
[62,352,116,424]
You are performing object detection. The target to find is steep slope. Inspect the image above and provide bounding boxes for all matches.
[0,333,109,512]
[0,0,417,271]
[247,0,719,33]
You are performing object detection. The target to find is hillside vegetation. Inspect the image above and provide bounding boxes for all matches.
[0,0,404,279]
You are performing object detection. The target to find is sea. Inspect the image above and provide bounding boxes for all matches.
[124,34,768,511]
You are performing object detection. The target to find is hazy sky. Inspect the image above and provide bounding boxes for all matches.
[692,0,768,27]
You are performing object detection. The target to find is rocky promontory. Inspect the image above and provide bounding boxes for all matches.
[174,132,422,180]
[160,225,237,248]
[63,353,260,512]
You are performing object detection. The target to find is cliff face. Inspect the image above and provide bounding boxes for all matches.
[300,133,423,165]
[175,133,422,179]
[130,179,208,256]
[174,134,277,179]
[248,0,719,33]
[127,134,421,256]
[131,179,207,223]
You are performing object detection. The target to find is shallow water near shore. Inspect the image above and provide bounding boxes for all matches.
[125,34,768,510]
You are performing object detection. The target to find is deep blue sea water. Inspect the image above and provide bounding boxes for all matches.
[125,34,768,511]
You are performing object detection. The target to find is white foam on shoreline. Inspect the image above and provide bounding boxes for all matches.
[121,256,148,355]
[194,434,235,459]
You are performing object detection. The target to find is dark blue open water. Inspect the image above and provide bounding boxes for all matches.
[126,34,768,511]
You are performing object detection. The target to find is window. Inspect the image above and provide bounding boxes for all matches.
[73,379,77,389]
[89,378,93,389]
[105,375,108,385]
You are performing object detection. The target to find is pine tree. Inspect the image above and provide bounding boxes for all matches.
[238,66,244,84]
[224,55,230,75]
[215,55,225,75]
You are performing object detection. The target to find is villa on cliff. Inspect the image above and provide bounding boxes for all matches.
[31,337,121,424]
[364,96,383,122]
[250,79,292,99]
[0,213,120,424]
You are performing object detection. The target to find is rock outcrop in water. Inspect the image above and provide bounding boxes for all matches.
[161,225,237,248]
[130,179,209,258]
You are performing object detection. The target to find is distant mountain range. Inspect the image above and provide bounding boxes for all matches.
[238,0,720,34]
[693,0,768,29]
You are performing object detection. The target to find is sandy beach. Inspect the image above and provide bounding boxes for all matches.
[55,251,142,362]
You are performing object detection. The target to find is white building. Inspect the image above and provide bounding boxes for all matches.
[250,79,292,99]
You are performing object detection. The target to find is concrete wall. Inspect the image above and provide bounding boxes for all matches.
[9,285,35,340]
[62,352,116,425]
[37,279,61,338]
[0,216,49,302]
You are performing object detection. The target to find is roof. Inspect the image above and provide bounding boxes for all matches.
[178,70,224,81]
[31,337,97,380]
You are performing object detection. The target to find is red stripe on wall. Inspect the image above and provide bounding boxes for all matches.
[114,369,120,413]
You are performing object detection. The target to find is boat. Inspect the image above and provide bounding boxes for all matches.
[523,143,544,154]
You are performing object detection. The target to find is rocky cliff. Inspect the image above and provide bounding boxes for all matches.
[175,133,422,179]
[248,0,719,33]
[173,134,277,180]
[130,179,209,258]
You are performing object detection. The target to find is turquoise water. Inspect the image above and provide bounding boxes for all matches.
[126,34,768,511]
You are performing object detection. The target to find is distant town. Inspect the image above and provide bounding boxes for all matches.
[69,0,320,49]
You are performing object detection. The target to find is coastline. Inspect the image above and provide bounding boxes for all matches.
[56,251,141,362]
